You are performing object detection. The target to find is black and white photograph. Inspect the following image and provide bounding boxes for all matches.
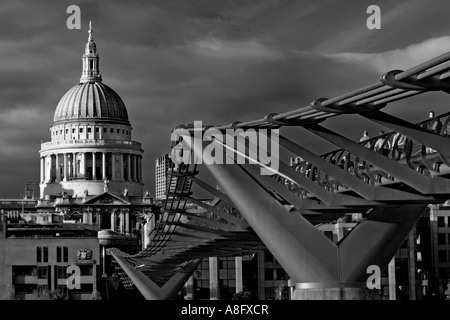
[1,0,450,314]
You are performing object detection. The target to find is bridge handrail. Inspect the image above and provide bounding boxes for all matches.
[171,51,450,134]
[319,111,450,160]
[276,111,450,198]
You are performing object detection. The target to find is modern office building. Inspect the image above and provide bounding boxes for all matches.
[181,202,289,300]
[314,206,450,300]
[0,218,100,300]
[427,203,450,299]
[183,251,290,300]
[155,154,173,200]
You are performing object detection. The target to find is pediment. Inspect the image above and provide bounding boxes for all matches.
[83,192,130,206]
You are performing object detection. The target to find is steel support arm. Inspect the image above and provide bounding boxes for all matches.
[213,132,381,207]
[279,135,430,202]
[306,124,450,194]
[338,204,426,282]
[185,137,340,283]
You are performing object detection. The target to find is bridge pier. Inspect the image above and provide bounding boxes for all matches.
[110,252,202,300]
[187,136,426,300]
[291,284,380,300]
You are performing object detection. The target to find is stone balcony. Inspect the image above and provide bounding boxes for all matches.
[40,139,143,152]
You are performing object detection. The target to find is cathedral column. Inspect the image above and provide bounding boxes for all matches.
[45,155,51,183]
[136,155,139,182]
[97,211,102,229]
[120,153,124,181]
[63,153,67,181]
[40,157,44,183]
[111,210,116,231]
[102,245,106,277]
[124,210,130,235]
[52,155,56,182]
[72,153,77,178]
[131,155,136,182]
[135,155,139,182]
[92,152,97,180]
[120,210,124,233]
[102,152,106,180]
[81,152,86,178]
[134,155,139,182]
[55,154,60,181]
[112,153,116,180]
[139,156,142,182]
[88,209,93,224]
[83,209,88,224]
[127,154,131,181]
[138,156,142,183]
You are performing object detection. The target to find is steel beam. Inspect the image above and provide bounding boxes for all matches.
[180,211,238,231]
[160,259,202,299]
[111,252,201,300]
[188,176,234,206]
[242,162,350,212]
[110,253,165,299]
[185,196,246,228]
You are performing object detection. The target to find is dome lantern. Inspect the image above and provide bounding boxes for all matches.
[80,21,102,84]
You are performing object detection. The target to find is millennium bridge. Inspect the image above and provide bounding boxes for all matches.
[109,50,450,300]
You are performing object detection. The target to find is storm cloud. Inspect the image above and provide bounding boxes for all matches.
[1,0,450,197]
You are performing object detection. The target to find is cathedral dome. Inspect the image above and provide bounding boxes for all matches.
[53,82,129,124]
[53,21,129,125]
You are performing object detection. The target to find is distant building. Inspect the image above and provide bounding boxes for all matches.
[182,202,290,300]
[155,154,173,200]
[0,219,100,300]
[184,251,289,300]
[316,213,361,242]
[428,203,450,299]
[314,207,450,300]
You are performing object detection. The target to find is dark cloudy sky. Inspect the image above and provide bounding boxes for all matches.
[2,0,450,198]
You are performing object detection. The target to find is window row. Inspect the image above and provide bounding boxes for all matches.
[51,125,131,141]
[36,246,68,263]
[52,127,130,136]
[13,265,92,279]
